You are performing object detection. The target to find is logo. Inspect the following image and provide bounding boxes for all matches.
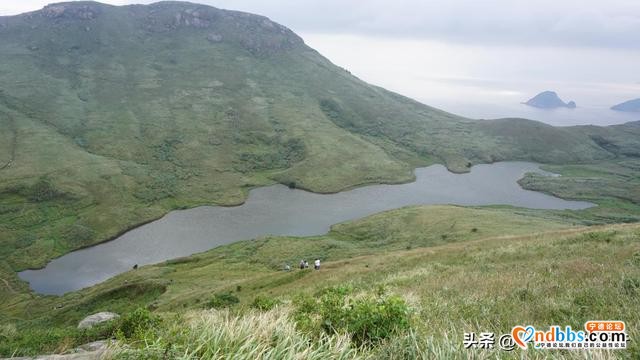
[465,321,628,351]
[511,325,535,349]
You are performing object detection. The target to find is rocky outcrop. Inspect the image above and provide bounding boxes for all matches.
[173,9,213,28]
[206,33,223,43]
[41,3,102,20]
[143,2,304,55]
[13,2,304,57]
[77,312,119,329]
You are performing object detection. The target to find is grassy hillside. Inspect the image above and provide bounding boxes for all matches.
[119,222,640,360]
[1,2,640,357]
[1,205,638,358]
[1,1,639,284]
[3,156,638,357]
[519,158,640,224]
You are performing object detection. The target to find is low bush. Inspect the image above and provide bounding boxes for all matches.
[115,308,161,340]
[0,323,17,341]
[251,295,281,311]
[621,276,640,296]
[293,285,412,346]
[25,177,66,202]
[206,292,240,309]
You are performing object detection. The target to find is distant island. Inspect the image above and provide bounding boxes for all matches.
[524,91,576,109]
[611,98,640,112]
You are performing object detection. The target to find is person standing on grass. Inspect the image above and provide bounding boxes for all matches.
[314,258,320,270]
[300,259,305,270]
[304,260,309,269]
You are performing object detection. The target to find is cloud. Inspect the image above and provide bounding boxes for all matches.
[1,0,639,49]
[207,0,640,49]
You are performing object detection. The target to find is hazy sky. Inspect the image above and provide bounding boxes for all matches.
[1,1,639,124]
[2,0,639,49]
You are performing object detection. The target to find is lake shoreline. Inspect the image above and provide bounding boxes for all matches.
[18,161,595,295]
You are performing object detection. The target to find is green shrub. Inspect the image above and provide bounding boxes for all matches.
[115,308,161,340]
[64,222,95,246]
[621,277,640,296]
[251,295,281,311]
[514,288,533,301]
[206,292,239,309]
[0,323,116,357]
[629,251,640,267]
[347,294,411,345]
[320,99,361,133]
[0,323,16,340]
[568,231,615,244]
[293,285,412,346]
[25,177,65,202]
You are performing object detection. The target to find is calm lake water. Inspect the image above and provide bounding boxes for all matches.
[19,162,593,295]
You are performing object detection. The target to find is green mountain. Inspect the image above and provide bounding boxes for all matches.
[2,2,640,357]
[0,1,639,284]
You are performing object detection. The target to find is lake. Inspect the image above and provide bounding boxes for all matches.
[19,162,593,295]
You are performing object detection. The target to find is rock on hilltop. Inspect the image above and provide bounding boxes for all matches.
[5,1,304,56]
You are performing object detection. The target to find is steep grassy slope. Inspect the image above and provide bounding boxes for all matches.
[2,205,638,358]
[1,1,639,282]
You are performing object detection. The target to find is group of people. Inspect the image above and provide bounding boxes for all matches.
[284,258,321,271]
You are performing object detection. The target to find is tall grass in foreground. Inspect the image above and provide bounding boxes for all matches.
[112,307,360,359]
[110,306,624,360]
[109,225,640,359]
